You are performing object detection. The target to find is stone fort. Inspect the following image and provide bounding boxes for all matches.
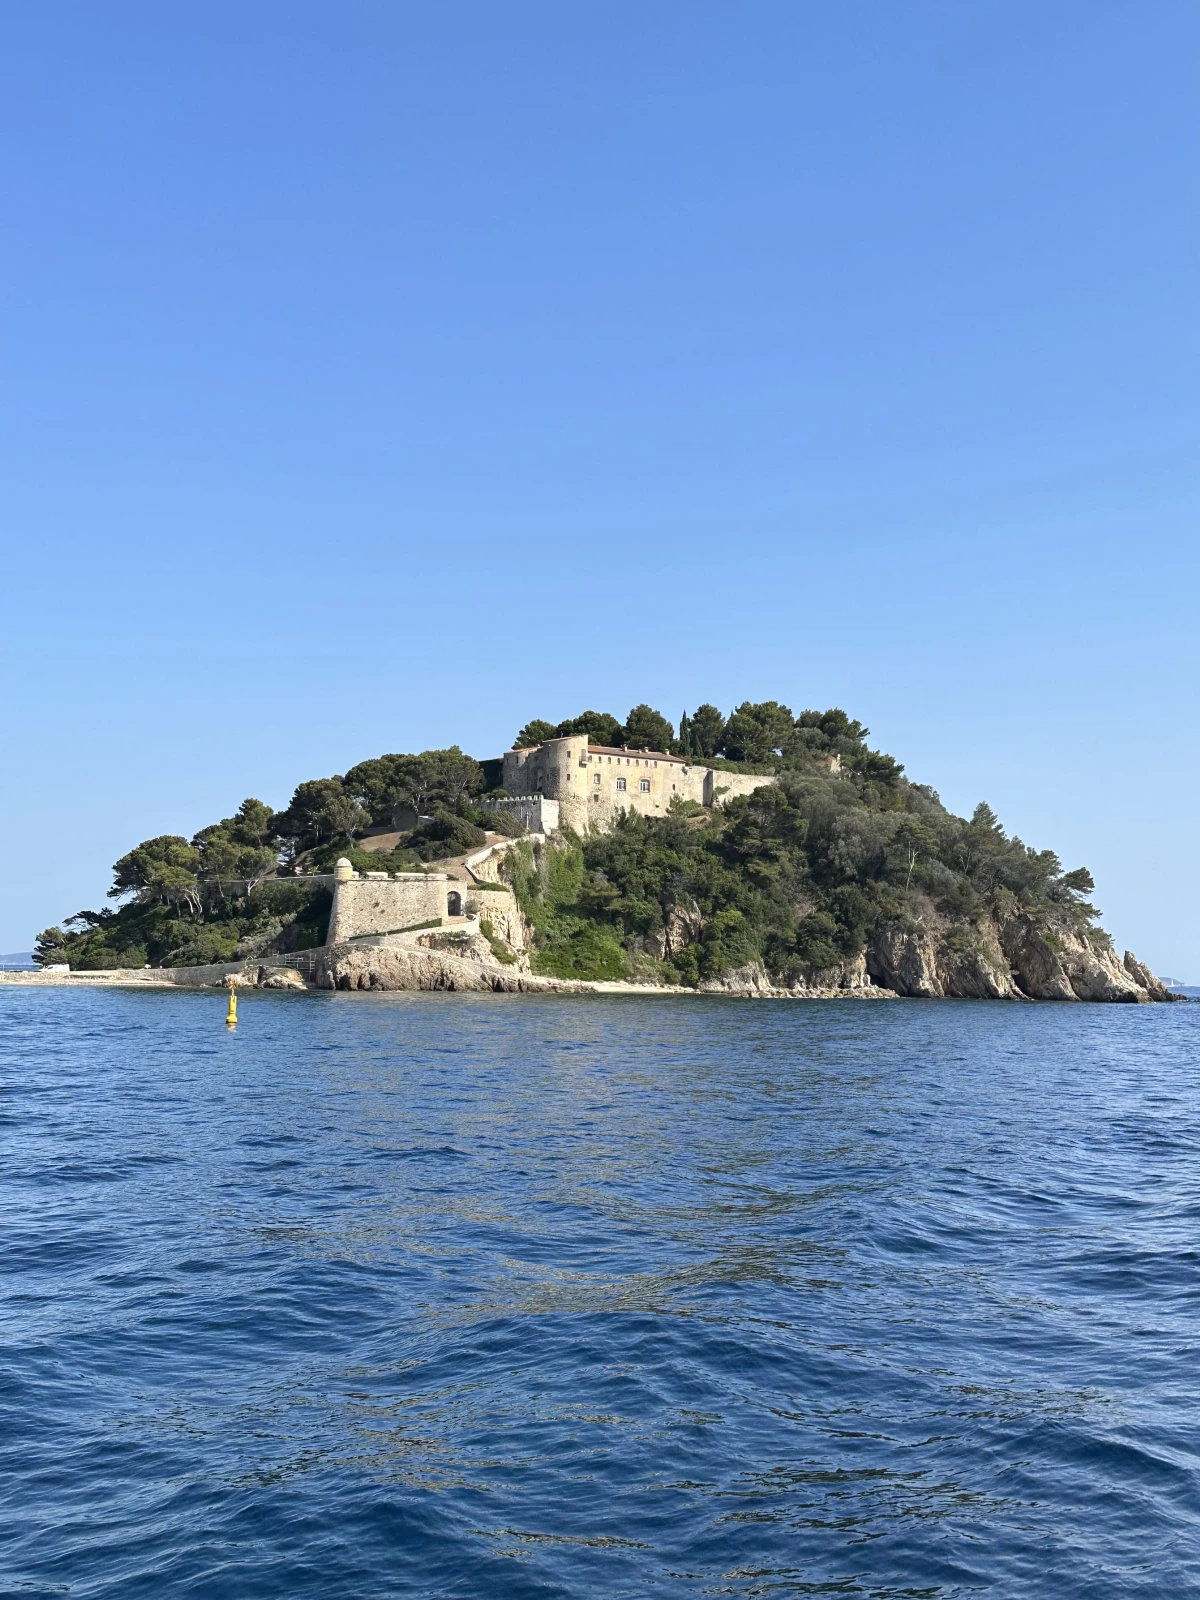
[501,732,775,833]
[317,733,778,950]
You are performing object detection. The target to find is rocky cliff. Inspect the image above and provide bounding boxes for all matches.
[861,908,1175,1002]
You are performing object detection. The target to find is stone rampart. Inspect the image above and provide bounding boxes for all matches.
[479,795,559,833]
[704,771,777,807]
[326,873,453,944]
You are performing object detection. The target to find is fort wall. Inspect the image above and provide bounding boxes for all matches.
[502,733,776,832]
[703,770,777,806]
[478,795,560,833]
[326,870,454,944]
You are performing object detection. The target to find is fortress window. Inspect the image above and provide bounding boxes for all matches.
[616,777,627,791]
[593,773,601,785]
[639,779,650,792]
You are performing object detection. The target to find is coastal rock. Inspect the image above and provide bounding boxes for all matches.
[698,961,778,995]
[935,928,1024,1000]
[867,927,945,998]
[649,899,706,961]
[696,956,895,999]
[999,915,1144,1002]
[257,966,307,990]
[789,953,879,994]
[415,929,497,962]
[1123,950,1177,1002]
[465,886,528,951]
[857,916,1166,1002]
[311,942,584,994]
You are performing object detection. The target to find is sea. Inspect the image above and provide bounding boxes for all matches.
[2,987,1198,1598]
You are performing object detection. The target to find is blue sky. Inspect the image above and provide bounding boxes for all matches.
[1,1,1196,974]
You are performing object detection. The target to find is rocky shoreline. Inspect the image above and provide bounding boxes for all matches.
[0,919,1181,1003]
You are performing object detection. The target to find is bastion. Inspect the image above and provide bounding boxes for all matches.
[325,857,461,944]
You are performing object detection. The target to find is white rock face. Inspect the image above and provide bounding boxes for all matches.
[867,929,946,999]
[256,967,307,990]
[1123,951,1173,1002]
[857,912,1175,1003]
[998,915,1146,1002]
[310,942,583,994]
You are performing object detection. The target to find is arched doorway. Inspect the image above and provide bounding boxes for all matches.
[447,890,463,917]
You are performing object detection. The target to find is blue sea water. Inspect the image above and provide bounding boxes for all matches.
[1,990,1198,1598]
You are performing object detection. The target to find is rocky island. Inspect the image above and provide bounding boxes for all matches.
[20,701,1177,1003]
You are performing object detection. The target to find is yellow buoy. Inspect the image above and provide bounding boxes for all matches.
[226,982,238,1028]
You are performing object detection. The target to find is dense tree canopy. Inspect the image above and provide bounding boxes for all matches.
[512,700,899,772]
[621,704,675,752]
[514,705,676,753]
[514,719,557,748]
[110,836,203,914]
[273,779,367,853]
[343,747,483,825]
[721,700,797,763]
[678,703,725,759]
[191,799,279,888]
[515,711,625,749]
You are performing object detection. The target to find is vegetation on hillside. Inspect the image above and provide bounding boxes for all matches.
[34,745,499,969]
[501,703,1098,984]
[35,703,1100,984]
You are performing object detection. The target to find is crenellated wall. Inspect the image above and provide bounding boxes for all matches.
[478,795,560,833]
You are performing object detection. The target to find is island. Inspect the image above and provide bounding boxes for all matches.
[18,701,1177,1002]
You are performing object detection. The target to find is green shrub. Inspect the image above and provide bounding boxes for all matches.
[166,926,242,967]
[305,840,421,875]
[479,917,518,965]
[68,943,149,972]
[479,809,525,838]
[408,809,488,860]
[532,924,627,981]
[623,950,682,986]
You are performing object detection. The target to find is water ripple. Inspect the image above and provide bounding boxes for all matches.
[1,989,1198,1596]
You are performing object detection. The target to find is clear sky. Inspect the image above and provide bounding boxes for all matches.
[1,1,1196,975]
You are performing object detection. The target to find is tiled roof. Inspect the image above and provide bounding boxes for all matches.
[587,744,689,765]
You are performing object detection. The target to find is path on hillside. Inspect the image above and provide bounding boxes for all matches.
[357,828,502,883]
